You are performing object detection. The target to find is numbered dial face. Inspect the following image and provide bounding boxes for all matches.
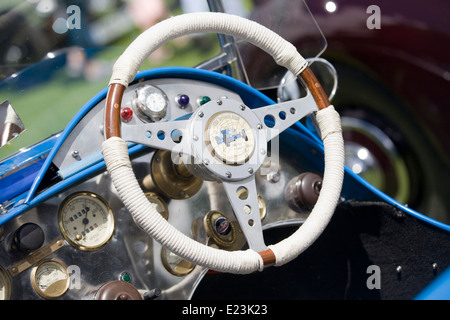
[205,111,256,165]
[0,265,12,300]
[31,259,69,299]
[58,192,115,251]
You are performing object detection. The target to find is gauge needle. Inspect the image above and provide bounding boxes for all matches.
[82,210,89,232]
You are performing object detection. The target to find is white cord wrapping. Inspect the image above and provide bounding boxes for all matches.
[103,12,344,272]
[102,106,343,272]
[109,12,307,87]
[102,137,263,274]
[269,106,344,266]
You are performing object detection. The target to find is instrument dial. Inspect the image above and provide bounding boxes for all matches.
[31,259,69,299]
[0,265,11,300]
[132,84,168,121]
[58,192,115,251]
[205,111,255,165]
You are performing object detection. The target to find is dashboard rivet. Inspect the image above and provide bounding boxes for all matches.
[226,171,232,178]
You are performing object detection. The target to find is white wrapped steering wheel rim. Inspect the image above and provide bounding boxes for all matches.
[102,12,344,274]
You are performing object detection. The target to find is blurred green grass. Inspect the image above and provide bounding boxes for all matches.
[0,34,220,160]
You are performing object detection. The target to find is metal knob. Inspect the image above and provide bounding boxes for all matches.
[285,172,323,212]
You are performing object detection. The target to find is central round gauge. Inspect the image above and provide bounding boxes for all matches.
[205,111,255,165]
[58,192,115,251]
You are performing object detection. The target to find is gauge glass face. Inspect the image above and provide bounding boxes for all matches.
[205,112,255,165]
[32,259,69,299]
[134,85,168,119]
[145,91,167,112]
[161,247,195,276]
[0,266,12,300]
[58,192,115,251]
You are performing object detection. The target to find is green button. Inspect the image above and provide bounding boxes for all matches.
[120,272,131,282]
[198,96,211,106]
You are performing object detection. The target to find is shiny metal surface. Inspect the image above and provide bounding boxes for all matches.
[0,77,308,300]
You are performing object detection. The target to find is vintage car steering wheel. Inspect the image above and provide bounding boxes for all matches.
[102,12,344,274]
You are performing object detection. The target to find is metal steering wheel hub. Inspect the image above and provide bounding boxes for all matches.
[189,98,265,182]
[102,12,344,274]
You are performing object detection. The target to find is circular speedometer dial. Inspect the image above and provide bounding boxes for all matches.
[58,192,115,251]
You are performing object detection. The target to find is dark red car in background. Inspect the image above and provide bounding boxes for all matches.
[245,0,450,223]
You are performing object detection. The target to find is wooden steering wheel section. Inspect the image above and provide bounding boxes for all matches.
[300,67,331,111]
[103,66,330,268]
[105,83,125,139]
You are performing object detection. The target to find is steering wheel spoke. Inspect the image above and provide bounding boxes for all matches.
[103,12,344,274]
[222,177,267,252]
[253,92,318,142]
[121,119,192,157]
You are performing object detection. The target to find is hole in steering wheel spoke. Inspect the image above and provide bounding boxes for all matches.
[264,115,275,128]
[237,186,248,200]
[157,130,165,140]
[248,219,254,227]
[171,129,182,143]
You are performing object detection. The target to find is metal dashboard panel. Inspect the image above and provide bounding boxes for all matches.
[0,137,307,299]
[52,78,242,172]
[0,73,311,299]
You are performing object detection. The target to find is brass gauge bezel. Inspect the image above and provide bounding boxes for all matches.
[0,265,12,300]
[161,247,195,276]
[150,149,203,199]
[145,192,169,220]
[31,259,69,299]
[58,192,115,251]
[204,210,246,251]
